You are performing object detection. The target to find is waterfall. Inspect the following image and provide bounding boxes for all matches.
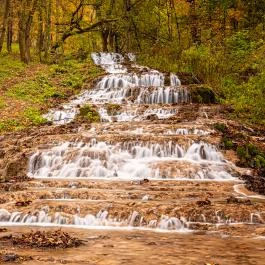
[43,53,186,124]
[28,140,233,180]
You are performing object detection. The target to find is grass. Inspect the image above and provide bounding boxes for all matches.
[0,119,24,132]
[0,49,103,133]
[0,54,26,85]
[24,107,48,126]
[0,96,6,109]
[6,76,60,104]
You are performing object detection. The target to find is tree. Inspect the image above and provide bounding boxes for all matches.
[0,0,10,52]
[18,0,38,63]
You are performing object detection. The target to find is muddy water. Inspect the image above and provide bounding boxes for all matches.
[1,53,265,264]
[1,227,265,265]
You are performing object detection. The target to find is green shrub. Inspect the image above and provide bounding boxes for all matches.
[236,144,265,169]
[24,107,47,126]
[79,105,100,122]
[0,120,24,132]
[213,123,228,133]
[222,137,235,150]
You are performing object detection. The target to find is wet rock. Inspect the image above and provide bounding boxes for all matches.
[146,114,159,121]
[68,182,81,189]
[12,230,83,249]
[226,196,252,205]
[164,73,171,86]
[140,178,150,184]
[0,197,6,204]
[241,171,265,195]
[4,154,28,179]
[0,150,5,159]
[1,253,19,262]
[131,178,149,185]
[0,253,32,263]
[15,200,32,207]
[188,85,216,104]
[176,72,202,85]
[196,198,211,207]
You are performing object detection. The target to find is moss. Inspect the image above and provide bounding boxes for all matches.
[189,85,216,104]
[0,120,24,133]
[213,123,228,133]
[236,144,265,169]
[24,107,47,126]
[221,137,235,150]
[0,97,6,109]
[79,105,100,122]
[106,104,122,115]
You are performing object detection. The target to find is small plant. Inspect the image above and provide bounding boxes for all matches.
[106,103,122,115]
[24,107,47,126]
[0,54,25,85]
[61,75,83,89]
[79,105,100,122]
[236,144,265,169]
[6,77,60,104]
[221,137,235,150]
[213,123,228,133]
[0,97,6,109]
[0,120,24,132]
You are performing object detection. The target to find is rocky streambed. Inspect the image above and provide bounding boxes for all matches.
[0,53,265,264]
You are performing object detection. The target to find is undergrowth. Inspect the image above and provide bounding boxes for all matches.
[0,52,103,133]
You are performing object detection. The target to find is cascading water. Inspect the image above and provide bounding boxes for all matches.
[28,140,234,180]
[3,52,255,240]
[0,208,188,231]
[44,53,187,124]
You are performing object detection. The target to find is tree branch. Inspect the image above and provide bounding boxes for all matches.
[52,18,118,50]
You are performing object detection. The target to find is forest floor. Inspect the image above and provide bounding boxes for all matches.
[0,53,103,133]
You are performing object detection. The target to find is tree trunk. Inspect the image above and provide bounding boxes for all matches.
[44,0,52,62]
[0,0,10,52]
[18,0,38,63]
[170,0,181,47]
[101,27,109,52]
[188,0,201,45]
[6,0,13,53]
[37,0,44,62]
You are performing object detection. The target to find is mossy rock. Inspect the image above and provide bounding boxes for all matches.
[213,123,228,133]
[188,85,216,104]
[176,72,202,85]
[106,104,122,115]
[78,105,100,122]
